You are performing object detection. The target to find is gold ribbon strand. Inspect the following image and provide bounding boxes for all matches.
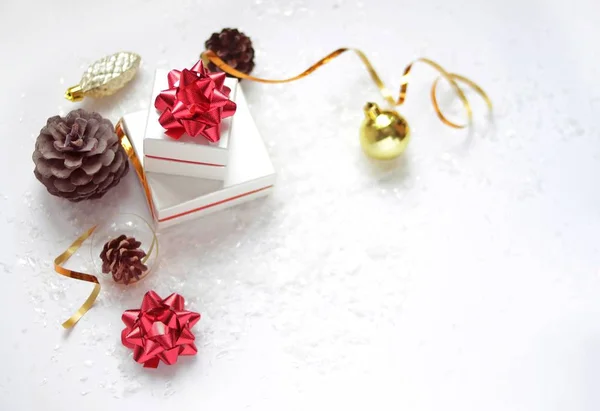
[55,217,158,329]
[54,226,100,329]
[202,48,492,128]
[116,120,156,219]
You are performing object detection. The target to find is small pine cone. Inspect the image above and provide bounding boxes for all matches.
[205,28,255,76]
[32,109,129,202]
[100,235,148,285]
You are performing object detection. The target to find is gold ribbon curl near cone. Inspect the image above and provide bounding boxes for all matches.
[54,226,100,329]
[201,48,492,160]
[55,219,157,329]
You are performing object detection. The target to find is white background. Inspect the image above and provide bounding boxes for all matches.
[1,0,600,410]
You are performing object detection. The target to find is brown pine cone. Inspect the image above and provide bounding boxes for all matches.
[204,28,255,76]
[100,235,148,285]
[32,109,129,202]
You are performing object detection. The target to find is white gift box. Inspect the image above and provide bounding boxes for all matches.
[123,87,276,229]
[143,69,238,180]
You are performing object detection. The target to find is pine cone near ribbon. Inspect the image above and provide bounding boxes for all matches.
[32,109,129,201]
[100,235,148,285]
[204,28,255,76]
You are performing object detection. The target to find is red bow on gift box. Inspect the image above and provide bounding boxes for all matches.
[121,291,201,368]
[154,60,236,142]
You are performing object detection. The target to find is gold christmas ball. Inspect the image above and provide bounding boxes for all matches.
[359,102,410,160]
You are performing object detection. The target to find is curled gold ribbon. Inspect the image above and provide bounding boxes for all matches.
[55,217,158,329]
[54,226,100,329]
[202,48,492,128]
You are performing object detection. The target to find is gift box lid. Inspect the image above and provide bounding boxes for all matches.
[122,86,275,228]
[143,68,238,169]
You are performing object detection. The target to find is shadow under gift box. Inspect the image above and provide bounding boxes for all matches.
[143,69,238,180]
[122,86,276,229]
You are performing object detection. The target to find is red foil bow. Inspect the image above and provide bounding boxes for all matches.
[121,291,201,368]
[154,60,236,142]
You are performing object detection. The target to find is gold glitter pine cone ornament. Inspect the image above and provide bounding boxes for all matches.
[32,109,129,201]
[65,52,141,102]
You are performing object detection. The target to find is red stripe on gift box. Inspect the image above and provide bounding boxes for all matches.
[145,155,225,167]
[159,185,274,223]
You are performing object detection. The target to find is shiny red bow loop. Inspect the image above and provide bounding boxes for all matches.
[154,60,236,142]
[121,291,201,368]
